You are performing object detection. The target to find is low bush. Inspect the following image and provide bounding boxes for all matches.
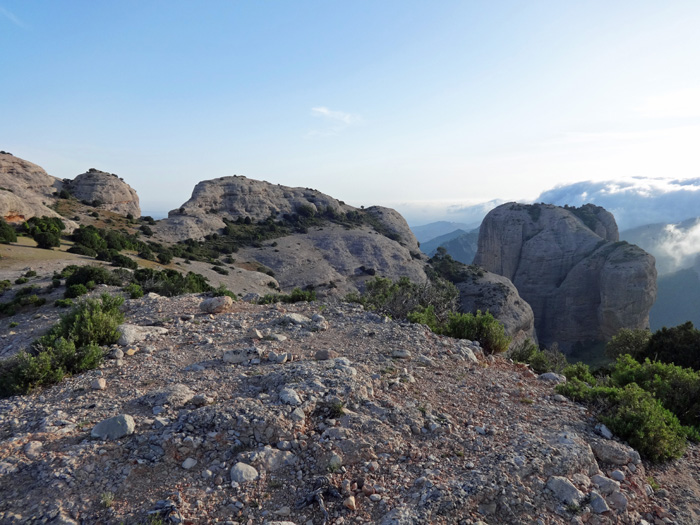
[67,245,98,257]
[111,253,138,270]
[0,280,11,294]
[606,328,651,361]
[33,231,61,249]
[65,265,115,287]
[0,218,17,243]
[258,287,316,304]
[123,283,144,299]
[443,310,510,355]
[211,284,236,299]
[55,298,74,308]
[65,284,89,298]
[36,293,124,350]
[510,340,568,374]
[1,294,123,397]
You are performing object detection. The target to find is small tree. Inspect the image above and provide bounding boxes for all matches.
[33,231,61,249]
[0,219,17,244]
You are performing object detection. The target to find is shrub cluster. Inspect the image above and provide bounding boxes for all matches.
[553,355,700,462]
[258,287,316,305]
[348,275,509,355]
[23,216,65,250]
[0,294,124,397]
[606,323,700,371]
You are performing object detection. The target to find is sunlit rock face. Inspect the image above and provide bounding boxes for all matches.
[474,202,656,351]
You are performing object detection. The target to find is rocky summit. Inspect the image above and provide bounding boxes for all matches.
[474,203,657,351]
[0,152,140,224]
[1,293,697,524]
[65,169,140,218]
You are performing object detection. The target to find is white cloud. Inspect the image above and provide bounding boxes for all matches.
[0,6,26,28]
[311,106,360,125]
[307,106,362,137]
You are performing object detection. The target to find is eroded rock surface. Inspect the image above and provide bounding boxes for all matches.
[66,169,140,217]
[474,203,657,350]
[0,152,66,224]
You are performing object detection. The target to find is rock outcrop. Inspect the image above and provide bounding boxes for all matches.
[155,176,427,295]
[0,152,64,224]
[66,169,140,217]
[474,203,657,351]
[455,267,537,349]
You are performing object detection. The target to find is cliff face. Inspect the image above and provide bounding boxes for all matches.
[474,203,657,351]
[67,169,140,217]
[0,152,64,223]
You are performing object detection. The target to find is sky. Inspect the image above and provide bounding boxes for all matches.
[2,1,700,225]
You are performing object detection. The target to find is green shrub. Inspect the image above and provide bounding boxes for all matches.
[0,218,17,243]
[610,355,700,429]
[0,295,121,397]
[67,245,98,257]
[123,283,144,299]
[111,253,138,270]
[562,362,596,384]
[132,268,212,297]
[16,294,46,308]
[258,287,316,304]
[0,280,11,294]
[51,278,61,288]
[606,328,651,361]
[443,310,510,355]
[65,284,89,298]
[14,277,28,285]
[212,266,229,275]
[348,276,458,324]
[33,231,61,249]
[55,298,74,308]
[0,338,103,397]
[37,293,124,350]
[509,340,568,374]
[157,251,173,265]
[556,378,687,463]
[23,270,37,278]
[211,284,236,299]
[641,322,700,370]
[601,384,686,463]
[65,265,114,287]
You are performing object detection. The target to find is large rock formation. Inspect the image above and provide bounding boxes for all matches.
[474,203,657,351]
[66,169,140,217]
[0,152,64,224]
[155,176,427,295]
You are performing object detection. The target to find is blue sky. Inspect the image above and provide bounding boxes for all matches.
[2,1,700,224]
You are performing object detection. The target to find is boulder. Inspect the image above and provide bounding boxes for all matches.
[200,295,233,314]
[91,414,135,440]
[117,324,169,346]
[230,462,259,483]
[474,203,656,351]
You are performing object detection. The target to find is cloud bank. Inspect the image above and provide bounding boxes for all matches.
[535,177,700,230]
